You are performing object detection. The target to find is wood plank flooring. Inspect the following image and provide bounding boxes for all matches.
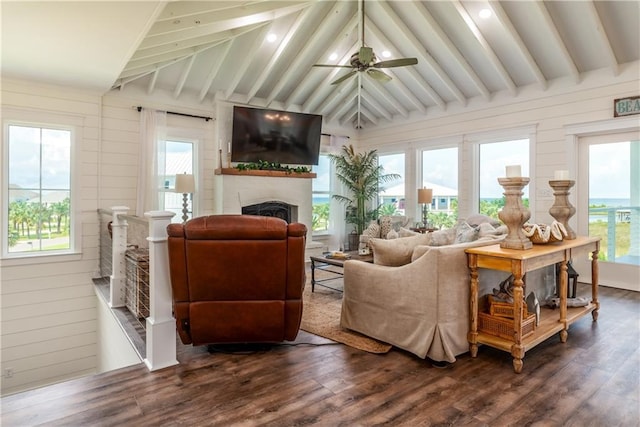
[2,283,639,426]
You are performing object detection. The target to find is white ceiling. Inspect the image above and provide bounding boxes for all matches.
[2,1,639,129]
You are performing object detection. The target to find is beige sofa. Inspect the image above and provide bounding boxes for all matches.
[341,236,506,363]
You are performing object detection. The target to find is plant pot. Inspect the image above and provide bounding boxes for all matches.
[348,233,359,251]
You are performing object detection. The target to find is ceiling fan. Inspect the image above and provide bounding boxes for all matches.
[313,0,418,86]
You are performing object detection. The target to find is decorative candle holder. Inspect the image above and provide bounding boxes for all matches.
[498,177,532,250]
[548,180,576,240]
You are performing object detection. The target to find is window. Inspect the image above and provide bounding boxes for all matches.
[422,147,458,228]
[377,153,405,215]
[5,124,72,255]
[162,139,195,222]
[478,139,529,219]
[312,154,331,233]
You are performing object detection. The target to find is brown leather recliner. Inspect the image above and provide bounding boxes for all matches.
[166,214,307,345]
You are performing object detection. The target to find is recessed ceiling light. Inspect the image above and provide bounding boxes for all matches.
[382,50,391,58]
[266,33,277,43]
[479,8,492,19]
[329,53,338,61]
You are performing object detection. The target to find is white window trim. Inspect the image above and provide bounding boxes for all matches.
[463,124,537,218]
[1,109,83,261]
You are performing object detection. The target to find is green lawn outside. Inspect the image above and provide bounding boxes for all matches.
[588,221,630,261]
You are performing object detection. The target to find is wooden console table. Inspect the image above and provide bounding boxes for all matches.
[465,236,600,373]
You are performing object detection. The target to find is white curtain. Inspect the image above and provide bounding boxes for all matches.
[136,108,167,216]
[327,135,349,250]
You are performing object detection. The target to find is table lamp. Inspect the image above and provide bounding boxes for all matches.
[175,173,195,223]
[417,188,433,229]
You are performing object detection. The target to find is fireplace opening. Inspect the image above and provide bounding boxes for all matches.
[242,201,296,223]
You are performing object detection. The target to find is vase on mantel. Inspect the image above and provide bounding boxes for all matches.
[548,180,577,239]
[498,177,533,250]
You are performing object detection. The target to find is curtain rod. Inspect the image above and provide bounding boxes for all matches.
[321,132,350,139]
[135,106,213,122]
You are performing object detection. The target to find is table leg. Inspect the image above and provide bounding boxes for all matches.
[591,244,600,321]
[468,254,479,358]
[311,258,316,292]
[559,258,568,343]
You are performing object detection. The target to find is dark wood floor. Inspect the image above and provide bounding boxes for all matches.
[2,283,639,427]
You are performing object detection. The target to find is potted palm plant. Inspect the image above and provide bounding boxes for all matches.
[329,145,400,247]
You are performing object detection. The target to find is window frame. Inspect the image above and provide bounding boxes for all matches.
[161,136,198,223]
[311,153,331,236]
[464,125,537,217]
[2,111,81,260]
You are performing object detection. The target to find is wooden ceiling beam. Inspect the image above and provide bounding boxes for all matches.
[489,1,547,90]
[585,0,619,76]
[246,6,313,104]
[452,0,516,96]
[533,1,580,84]
[265,1,352,107]
[224,25,271,99]
[410,1,490,101]
[377,1,466,105]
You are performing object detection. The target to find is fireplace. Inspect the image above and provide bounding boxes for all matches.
[242,201,296,223]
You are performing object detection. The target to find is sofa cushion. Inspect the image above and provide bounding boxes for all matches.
[369,233,431,266]
[398,227,420,237]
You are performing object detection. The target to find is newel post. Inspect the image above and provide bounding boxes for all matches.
[144,210,178,371]
[109,206,129,308]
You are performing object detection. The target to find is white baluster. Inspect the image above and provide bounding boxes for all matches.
[109,206,129,308]
[144,210,178,371]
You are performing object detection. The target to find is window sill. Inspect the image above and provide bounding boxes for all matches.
[0,251,83,267]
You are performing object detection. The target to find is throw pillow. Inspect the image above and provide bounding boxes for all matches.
[454,221,480,243]
[478,222,507,237]
[379,216,393,240]
[386,229,399,239]
[465,213,502,228]
[429,228,456,246]
[362,221,381,239]
[369,234,431,266]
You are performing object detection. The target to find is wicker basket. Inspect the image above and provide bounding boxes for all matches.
[488,295,529,319]
[479,312,536,340]
[125,248,150,319]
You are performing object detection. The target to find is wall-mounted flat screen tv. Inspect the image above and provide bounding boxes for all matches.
[231,106,322,165]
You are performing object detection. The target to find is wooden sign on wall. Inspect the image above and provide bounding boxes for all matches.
[614,96,640,117]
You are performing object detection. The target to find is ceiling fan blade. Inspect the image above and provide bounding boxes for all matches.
[313,64,353,68]
[359,46,374,65]
[373,58,418,68]
[367,68,392,83]
[331,70,357,85]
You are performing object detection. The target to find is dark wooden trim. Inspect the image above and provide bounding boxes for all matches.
[215,168,316,178]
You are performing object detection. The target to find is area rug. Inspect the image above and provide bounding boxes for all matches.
[300,272,392,354]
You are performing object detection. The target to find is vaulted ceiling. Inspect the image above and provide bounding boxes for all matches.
[2,1,639,130]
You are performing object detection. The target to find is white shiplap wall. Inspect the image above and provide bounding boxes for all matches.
[358,64,640,225]
[1,79,101,395]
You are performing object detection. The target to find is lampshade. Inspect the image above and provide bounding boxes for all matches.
[417,188,433,204]
[175,174,195,193]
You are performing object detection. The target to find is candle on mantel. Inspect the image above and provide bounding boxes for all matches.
[505,165,521,178]
[554,170,569,180]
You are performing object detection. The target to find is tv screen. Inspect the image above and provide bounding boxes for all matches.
[231,106,322,165]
